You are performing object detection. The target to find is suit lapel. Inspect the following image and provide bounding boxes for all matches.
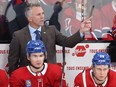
[23,27,32,42]
[41,26,47,46]
[22,26,47,45]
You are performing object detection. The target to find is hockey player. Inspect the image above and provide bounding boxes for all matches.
[0,69,9,87]
[9,40,67,87]
[74,52,116,87]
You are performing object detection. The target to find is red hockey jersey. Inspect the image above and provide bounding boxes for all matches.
[10,63,67,87]
[74,68,116,87]
[0,69,9,87]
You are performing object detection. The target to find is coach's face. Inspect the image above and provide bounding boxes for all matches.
[28,6,45,29]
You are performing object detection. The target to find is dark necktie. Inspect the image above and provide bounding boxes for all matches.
[34,30,41,40]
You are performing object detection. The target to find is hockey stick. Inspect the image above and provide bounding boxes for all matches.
[60,37,66,87]
[58,0,66,86]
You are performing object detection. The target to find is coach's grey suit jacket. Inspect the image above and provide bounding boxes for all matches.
[8,25,83,74]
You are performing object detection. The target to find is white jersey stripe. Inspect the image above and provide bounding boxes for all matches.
[82,70,87,87]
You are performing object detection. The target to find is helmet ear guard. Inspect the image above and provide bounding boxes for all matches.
[92,52,111,67]
[26,40,47,60]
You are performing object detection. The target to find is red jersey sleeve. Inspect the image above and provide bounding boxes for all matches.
[0,69,9,87]
[74,72,84,87]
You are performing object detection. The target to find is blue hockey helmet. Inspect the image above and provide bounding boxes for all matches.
[92,52,111,67]
[26,40,46,57]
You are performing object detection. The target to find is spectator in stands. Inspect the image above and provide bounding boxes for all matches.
[60,0,102,40]
[0,0,11,41]
[47,0,70,31]
[6,0,28,36]
[6,0,63,36]
[112,15,116,40]
[8,1,92,75]
[100,0,116,40]
[9,40,67,87]
[101,0,116,29]
[0,69,9,87]
[107,15,116,63]
[49,1,63,31]
[74,52,116,87]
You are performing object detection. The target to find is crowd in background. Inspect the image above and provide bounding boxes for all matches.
[0,0,116,87]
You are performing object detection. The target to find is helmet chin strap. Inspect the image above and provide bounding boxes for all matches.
[29,63,45,73]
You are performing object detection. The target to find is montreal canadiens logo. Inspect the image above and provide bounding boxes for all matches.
[75,44,89,57]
